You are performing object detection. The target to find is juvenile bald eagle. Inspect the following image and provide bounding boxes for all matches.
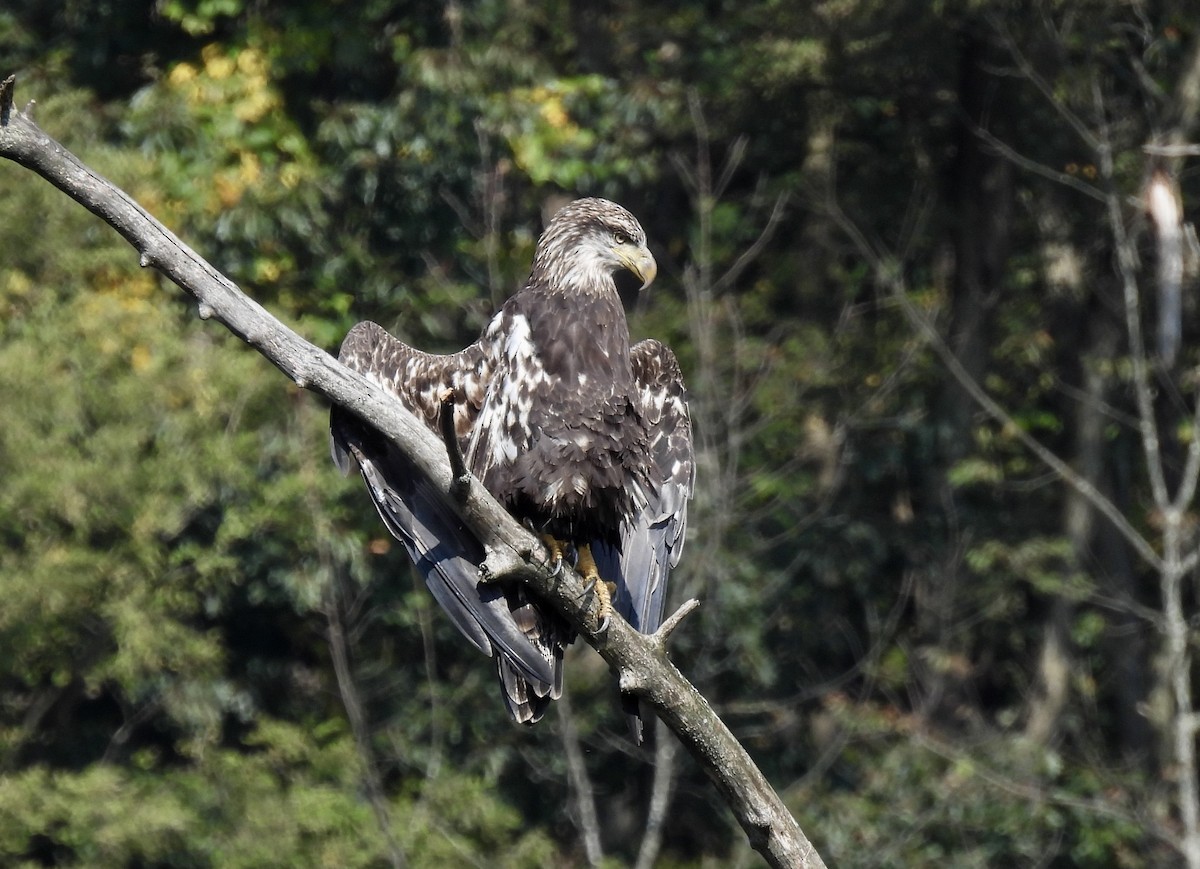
[330,198,693,739]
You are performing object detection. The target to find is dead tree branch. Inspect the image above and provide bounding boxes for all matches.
[556,690,604,868]
[0,74,825,869]
[325,577,408,869]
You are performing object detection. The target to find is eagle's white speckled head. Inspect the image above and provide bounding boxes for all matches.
[530,198,657,295]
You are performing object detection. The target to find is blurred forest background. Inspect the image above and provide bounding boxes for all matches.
[3,1,1200,866]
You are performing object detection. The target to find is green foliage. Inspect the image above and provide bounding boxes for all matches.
[806,702,1160,867]
[492,74,665,189]
[0,722,555,867]
[159,0,247,36]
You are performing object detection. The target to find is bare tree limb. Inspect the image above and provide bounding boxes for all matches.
[975,126,1106,203]
[989,15,1103,153]
[326,576,408,869]
[1117,32,1200,861]
[556,690,604,868]
[634,718,678,869]
[1093,92,1173,512]
[713,192,790,295]
[0,75,825,869]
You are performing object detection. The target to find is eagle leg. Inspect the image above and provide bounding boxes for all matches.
[577,544,616,631]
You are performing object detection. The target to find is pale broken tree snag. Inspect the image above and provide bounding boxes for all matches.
[0,74,827,869]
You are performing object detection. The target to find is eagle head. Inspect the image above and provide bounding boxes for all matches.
[531,198,658,294]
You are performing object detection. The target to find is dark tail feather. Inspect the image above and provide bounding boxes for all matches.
[623,693,649,745]
[499,584,566,724]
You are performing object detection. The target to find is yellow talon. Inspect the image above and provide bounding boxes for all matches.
[577,544,614,630]
[541,534,566,575]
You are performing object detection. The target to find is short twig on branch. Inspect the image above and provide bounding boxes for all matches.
[436,388,471,500]
[653,598,701,649]
[0,75,826,869]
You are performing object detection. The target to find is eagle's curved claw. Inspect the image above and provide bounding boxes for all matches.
[541,534,566,577]
[594,580,615,632]
[576,544,614,631]
[578,576,611,630]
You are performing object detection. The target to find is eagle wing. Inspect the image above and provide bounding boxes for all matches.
[598,339,695,634]
[330,320,564,718]
[592,338,693,742]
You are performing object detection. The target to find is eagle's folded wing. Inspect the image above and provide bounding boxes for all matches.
[602,338,694,634]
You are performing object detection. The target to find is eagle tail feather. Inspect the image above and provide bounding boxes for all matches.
[497,658,554,725]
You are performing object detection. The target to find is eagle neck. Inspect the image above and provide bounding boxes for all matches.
[515,279,632,386]
[534,257,619,301]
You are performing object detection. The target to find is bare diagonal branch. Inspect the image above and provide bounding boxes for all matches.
[975,126,1106,203]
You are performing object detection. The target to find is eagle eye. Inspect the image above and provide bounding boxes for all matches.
[613,231,629,245]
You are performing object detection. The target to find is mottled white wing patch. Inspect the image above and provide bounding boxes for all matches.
[337,319,497,442]
[468,311,549,480]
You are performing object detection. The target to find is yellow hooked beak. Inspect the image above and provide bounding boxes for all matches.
[616,243,658,290]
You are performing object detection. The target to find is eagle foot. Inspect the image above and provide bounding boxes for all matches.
[540,534,567,577]
[576,544,614,631]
